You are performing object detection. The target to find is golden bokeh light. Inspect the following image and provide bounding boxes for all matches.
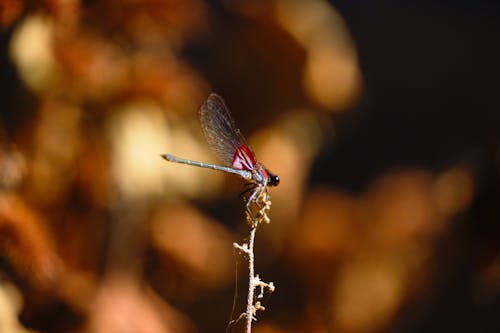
[275,0,363,110]
[433,166,473,218]
[9,15,58,92]
[150,203,234,291]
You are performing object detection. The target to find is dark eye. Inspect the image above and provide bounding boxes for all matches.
[270,175,280,186]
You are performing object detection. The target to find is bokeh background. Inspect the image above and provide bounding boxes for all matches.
[0,0,499,332]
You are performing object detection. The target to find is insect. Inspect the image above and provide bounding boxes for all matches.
[162,93,279,218]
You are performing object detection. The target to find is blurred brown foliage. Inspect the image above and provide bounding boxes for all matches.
[0,1,499,333]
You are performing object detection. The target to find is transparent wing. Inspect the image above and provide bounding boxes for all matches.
[198,93,252,167]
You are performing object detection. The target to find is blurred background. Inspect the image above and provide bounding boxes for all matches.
[0,0,499,332]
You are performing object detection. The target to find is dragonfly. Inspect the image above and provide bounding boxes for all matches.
[162,93,279,219]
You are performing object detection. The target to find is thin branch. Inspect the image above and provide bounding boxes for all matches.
[231,185,274,333]
[245,227,257,332]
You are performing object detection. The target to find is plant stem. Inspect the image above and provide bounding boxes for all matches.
[245,227,256,333]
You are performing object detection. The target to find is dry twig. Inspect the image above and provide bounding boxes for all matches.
[232,186,275,333]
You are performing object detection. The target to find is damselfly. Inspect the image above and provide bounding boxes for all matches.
[162,93,279,216]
